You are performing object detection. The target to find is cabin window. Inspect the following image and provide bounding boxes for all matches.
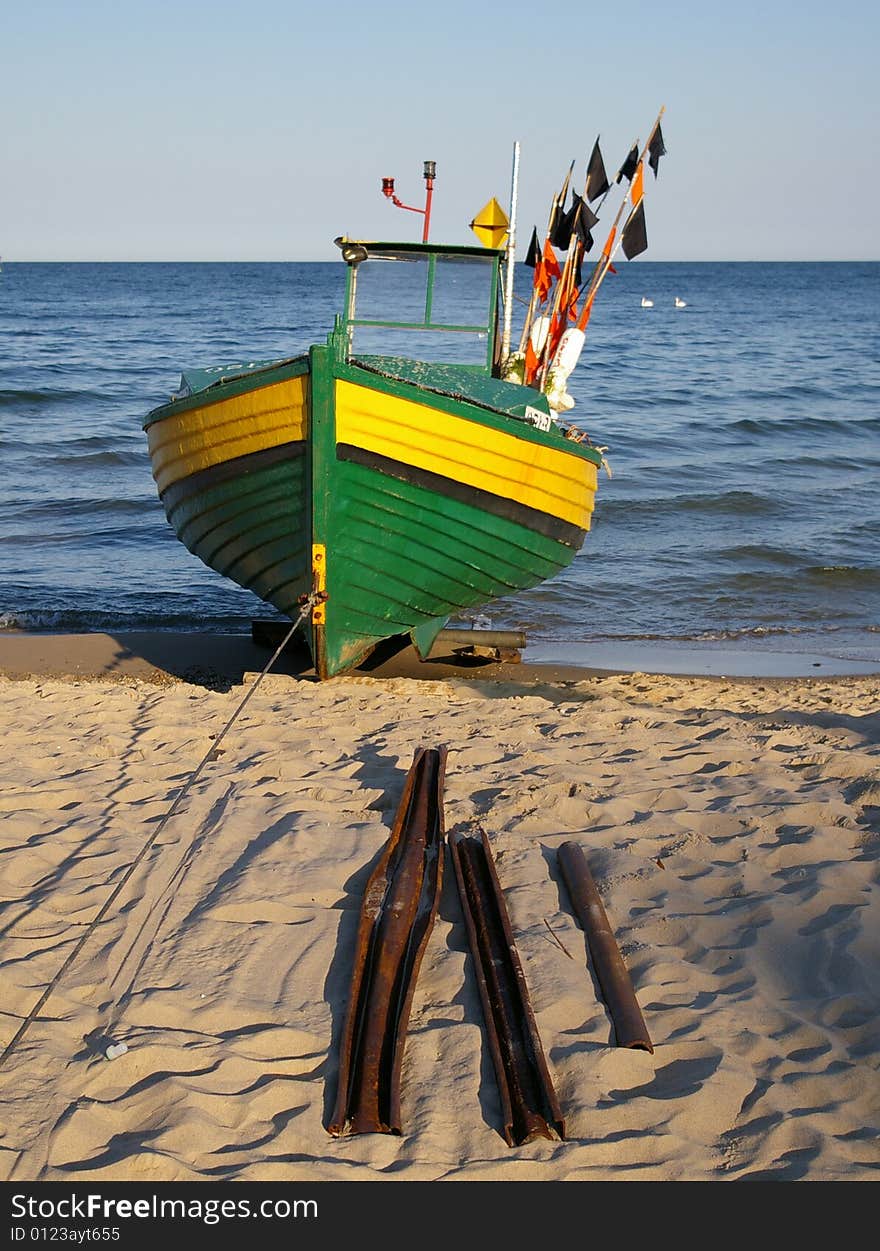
[345,249,498,368]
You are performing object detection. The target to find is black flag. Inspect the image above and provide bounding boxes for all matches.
[579,198,600,231]
[648,125,666,177]
[524,226,540,268]
[553,195,599,250]
[547,188,567,247]
[616,143,639,184]
[550,194,573,248]
[621,201,648,259]
[585,138,610,202]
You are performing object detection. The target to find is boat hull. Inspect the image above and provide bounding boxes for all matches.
[145,349,601,677]
[145,359,312,617]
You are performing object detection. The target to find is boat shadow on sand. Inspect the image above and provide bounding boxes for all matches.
[94,629,533,690]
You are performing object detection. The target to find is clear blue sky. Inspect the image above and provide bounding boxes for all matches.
[3,0,878,261]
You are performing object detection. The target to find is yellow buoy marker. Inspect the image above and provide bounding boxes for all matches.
[469,197,509,249]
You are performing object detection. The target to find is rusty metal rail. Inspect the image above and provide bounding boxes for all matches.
[558,842,653,1053]
[450,828,564,1146]
[328,746,447,1136]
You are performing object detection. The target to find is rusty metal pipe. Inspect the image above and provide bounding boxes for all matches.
[328,747,447,1136]
[434,628,527,650]
[558,842,653,1053]
[450,828,564,1146]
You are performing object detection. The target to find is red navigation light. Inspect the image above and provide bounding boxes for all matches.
[379,164,434,242]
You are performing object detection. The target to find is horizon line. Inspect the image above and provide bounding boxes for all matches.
[3,257,878,265]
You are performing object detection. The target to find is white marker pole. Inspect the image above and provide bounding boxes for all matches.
[501,141,520,364]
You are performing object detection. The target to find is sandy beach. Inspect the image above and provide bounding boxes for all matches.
[0,634,878,1182]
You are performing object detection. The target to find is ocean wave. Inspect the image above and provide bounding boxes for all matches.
[730,413,880,436]
[11,498,152,520]
[570,626,814,643]
[653,624,848,642]
[49,433,144,451]
[716,564,880,590]
[805,564,880,587]
[601,490,780,519]
[45,449,147,468]
[0,608,261,634]
[735,383,834,403]
[716,544,801,566]
[527,622,880,648]
[0,388,106,408]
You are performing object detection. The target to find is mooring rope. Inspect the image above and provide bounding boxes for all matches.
[0,599,314,1071]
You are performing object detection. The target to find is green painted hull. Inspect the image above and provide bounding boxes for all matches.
[320,441,585,675]
[145,323,602,678]
[317,343,599,677]
[165,450,311,613]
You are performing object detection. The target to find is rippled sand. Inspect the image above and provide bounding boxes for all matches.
[1,667,878,1181]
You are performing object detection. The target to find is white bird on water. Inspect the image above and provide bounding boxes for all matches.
[641,297,653,308]
[674,297,687,308]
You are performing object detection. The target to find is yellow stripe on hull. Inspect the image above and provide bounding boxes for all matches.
[335,380,596,530]
[148,376,308,494]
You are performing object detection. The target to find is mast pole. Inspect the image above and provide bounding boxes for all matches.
[501,141,520,362]
[518,160,574,355]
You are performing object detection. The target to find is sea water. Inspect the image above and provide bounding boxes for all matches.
[1,260,878,665]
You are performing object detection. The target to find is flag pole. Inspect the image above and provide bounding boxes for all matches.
[534,166,594,386]
[580,106,665,311]
[535,240,581,389]
[540,130,618,367]
[501,141,520,363]
[576,195,648,331]
[517,161,575,355]
[534,132,616,386]
[539,107,666,410]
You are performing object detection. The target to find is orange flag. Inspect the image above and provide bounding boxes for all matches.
[535,240,561,303]
[631,161,644,208]
[543,239,561,278]
[565,276,580,322]
[546,311,564,363]
[524,336,540,384]
[577,291,597,332]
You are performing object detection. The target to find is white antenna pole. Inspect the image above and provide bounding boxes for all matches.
[501,140,520,362]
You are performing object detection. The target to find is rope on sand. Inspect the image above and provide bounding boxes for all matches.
[0,596,316,1071]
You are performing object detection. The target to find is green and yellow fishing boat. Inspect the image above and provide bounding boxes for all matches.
[144,235,603,678]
